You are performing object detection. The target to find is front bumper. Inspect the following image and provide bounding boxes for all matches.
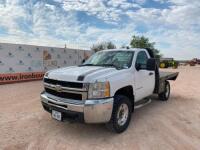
[41,93,113,123]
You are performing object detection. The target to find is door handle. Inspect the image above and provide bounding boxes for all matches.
[149,72,154,76]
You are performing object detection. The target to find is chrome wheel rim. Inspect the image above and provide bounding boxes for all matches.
[117,103,129,126]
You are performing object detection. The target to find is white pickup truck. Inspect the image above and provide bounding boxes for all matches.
[41,48,178,133]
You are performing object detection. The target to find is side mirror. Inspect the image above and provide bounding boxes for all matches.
[147,58,156,71]
[82,59,86,64]
[135,63,141,71]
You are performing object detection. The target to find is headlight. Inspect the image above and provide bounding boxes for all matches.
[88,81,110,99]
[44,72,49,78]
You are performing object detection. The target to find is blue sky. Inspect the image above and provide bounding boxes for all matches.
[0,0,200,59]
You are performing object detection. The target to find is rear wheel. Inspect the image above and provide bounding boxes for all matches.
[106,95,132,133]
[159,81,170,101]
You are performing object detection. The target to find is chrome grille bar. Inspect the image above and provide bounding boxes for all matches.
[44,82,88,100]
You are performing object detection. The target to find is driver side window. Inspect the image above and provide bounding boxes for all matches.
[135,51,148,69]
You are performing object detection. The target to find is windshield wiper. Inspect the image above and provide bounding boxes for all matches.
[98,64,119,69]
[79,64,96,67]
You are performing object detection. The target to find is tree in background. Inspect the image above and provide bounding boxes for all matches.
[130,35,162,58]
[121,45,130,49]
[91,41,116,52]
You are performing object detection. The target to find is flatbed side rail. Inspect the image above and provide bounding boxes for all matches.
[159,72,179,81]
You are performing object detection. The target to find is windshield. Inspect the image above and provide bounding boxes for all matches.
[82,51,134,69]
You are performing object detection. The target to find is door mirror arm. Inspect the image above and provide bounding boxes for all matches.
[135,63,141,71]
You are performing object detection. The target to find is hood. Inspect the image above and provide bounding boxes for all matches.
[48,66,116,82]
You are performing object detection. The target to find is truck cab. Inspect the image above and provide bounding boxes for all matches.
[41,48,178,133]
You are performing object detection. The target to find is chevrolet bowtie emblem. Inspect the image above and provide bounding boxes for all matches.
[55,85,62,92]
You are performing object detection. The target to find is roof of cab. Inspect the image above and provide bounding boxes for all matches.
[101,48,146,52]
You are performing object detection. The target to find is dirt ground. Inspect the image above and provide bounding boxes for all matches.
[0,66,200,150]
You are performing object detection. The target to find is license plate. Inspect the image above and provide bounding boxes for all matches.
[52,110,62,121]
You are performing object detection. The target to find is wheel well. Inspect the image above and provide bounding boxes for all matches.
[114,86,134,104]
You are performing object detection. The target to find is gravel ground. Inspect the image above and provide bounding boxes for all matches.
[0,66,200,150]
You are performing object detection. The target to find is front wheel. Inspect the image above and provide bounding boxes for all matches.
[106,95,132,133]
[159,81,170,101]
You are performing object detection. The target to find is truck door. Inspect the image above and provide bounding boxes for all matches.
[134,51,155,101]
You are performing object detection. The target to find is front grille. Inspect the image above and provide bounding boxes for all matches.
[45,88,82,100]
[44,78,83,88]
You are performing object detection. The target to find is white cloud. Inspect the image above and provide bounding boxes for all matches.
[0,0,200,59]
[168,0,200,5]
[125,0,200,59]
[134,0,146,5]
[163,5,200,29]
[62,0,141,22]
[107,0,141,9]
[0,0,28,35]
[145,29,200,59]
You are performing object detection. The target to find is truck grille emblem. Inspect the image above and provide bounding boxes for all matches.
[55,85,62,92]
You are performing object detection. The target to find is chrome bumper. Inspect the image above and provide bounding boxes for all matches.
[40,93,113,123]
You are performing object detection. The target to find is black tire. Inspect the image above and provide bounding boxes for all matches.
[106,95,132,133]
[159,81,170,101]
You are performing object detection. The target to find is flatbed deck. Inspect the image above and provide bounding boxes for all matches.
[160,71,179,80]
[157,71,179,94]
